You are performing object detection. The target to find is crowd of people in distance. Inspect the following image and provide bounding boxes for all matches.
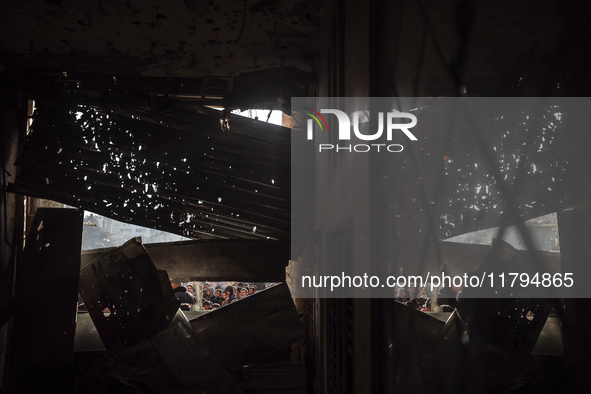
[395,285,462,313]
[171,281,269,311]
[170,283,197,308]
[200,282,260,310]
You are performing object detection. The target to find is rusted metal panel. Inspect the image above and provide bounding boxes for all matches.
[150,310,244,393]
[81,239,289,282]
[190,284,305,372]
[7,208,83,392]
[75,284,305,373]
[76,308,304,392]
[76,237,304,392]
[78,237,179,352]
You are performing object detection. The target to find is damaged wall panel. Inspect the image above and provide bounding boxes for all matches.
[76,284,306,392]
[75,284,304,370]
[190,283,304,372]
[7,208,83,392]
[78,238,179,353]
[76,238,304,392]
[149,310,245,393]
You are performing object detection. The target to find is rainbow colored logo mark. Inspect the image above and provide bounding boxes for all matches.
[303,107,329,133]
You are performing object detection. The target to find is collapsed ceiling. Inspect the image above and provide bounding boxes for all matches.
[11,97,291,240]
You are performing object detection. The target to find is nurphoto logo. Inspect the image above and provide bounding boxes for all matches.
[303,107,418,153]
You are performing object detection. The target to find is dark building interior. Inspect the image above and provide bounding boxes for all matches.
[2,0,591,393]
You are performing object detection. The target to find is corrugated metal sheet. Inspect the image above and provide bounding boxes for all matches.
[11,100,290,240]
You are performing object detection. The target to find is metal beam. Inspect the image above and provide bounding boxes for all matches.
[81,239,289,282]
